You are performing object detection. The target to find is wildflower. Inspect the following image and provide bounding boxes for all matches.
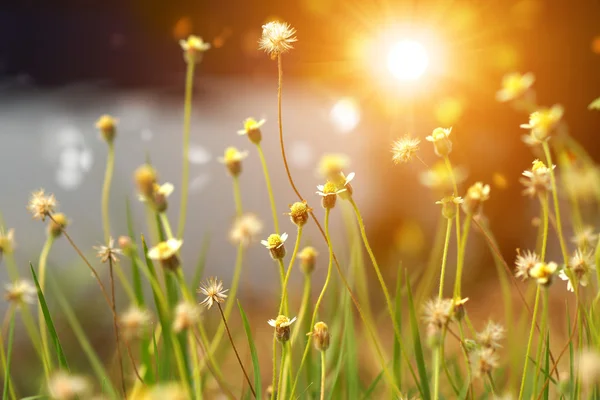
[571,226,598,250]
[119,306,152,340]
[268,315,297,342]
[229,213,263,246]
[422,298,453,329]
[316,181,346,209]
[258,21,297,59]
[330,171,355,200]
[520,159,555,197]
[134,164,158,198]
[173,301,202,333]
[198,277,228,309]
[529,261,558,286]
[117,235,135,256]
[5,280,37,304]
[261,233,288,260]
[559,249,595,292]
[391,135,420,164]
[95,114,117,143]
[496,72,535,102]
[435,196,463,219]
[462,182,491,215]
[48,371,91,400]
[318,153,350,180]
[94,237,122,264]
[288,201,312,227]
[150,183,175,213]
[452,297,469,321]
[426,127,453,157]
[520,104,564,143]
[0,228,15,256]
[307,321,330,351]
[237,117,265,144]
[180,35,210,63]
[218,147,248,177]
[419,161,467,192]
[470,348,499,378]
[48,213,68,238]
[514,249,540,281]
[147,238,183,271]
[476,321,505,350]
[579,349,600,387]
[298,246,318,274]
[28,189,57,221]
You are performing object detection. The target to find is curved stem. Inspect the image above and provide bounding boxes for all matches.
[217,302,256,398]
[542,142,569,264]
[256,144,280,234]
[320,350,326,400]
[278,227,303,315]
[177,59,196,239]
[37,235,54,372]
[518,286,541,400]
[109,259,126,397]
[233,176,243,217]
[102,142,114,244]
[439,218,453,299]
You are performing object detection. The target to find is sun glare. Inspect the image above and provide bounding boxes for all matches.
[386,39,429,81]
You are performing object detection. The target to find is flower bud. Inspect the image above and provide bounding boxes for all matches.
[134,165,157,198]
[261,233,288,261]
[95,115,117,143]
[309,322,330,351]
[288,201,311,227]
[118,236,134,256]
[435,196,463,219]
[48,213,68,238]
[268,315,296,343]
[298,246,318,274]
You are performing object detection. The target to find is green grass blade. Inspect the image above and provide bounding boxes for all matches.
[238,300,262,397]
[126,197,145,306]
[20,396,49,400]
[361,366,386,400]
[344,293,359,399]
[30,264,69,371]
[393,264,403,390]
[49,277,118,399]
[192,233,211,290]
[405,269,431,400]
[2,312,15,400]
[544,333,550,400]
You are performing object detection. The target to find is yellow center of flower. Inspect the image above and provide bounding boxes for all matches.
[504,74,525,95]
[299,246,317,259]
[431,127,450,141]
[266,234,283,248]
[223,147,242,163]
[322,182,338,195]
[531,159,547,172]
[290,202,309,216]
[243,118,260,131]
[318,154,348,178]
[275,315,290,327]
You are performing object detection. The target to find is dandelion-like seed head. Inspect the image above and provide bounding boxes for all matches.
[435,196,464,219]
[48,371,91,400]
[515,249,540,281]
[237,117,265,144]
[520,159,555,198]
[0,228,15,256]
[520,104,564,143]
[95,114,118,143]
[261,233,288,260]
[426,127,453,157]
[476,321,505,350]
[28,189,57,221]
[559,249,595,292]
[258,21,297,59]
[298,246,318,274]
[120,306,152,340]
[288,201,312,227]
[173,301,202,333]
[4,279,37,304]
[571,226,598,250]
[147,383,188,400]
[218,147,249,177]
[229,213,263,246]
[268,315,297,342]
[134,164,158,198]
[529,261,558,286]
[470,348,500,379]
[496,72,535,102]
[463,182,491,215]
[147,239,183,271]
[308,321,330,352]
[198,277,228,309]
[94,237,123,264]
[179,35,210,63]
[391,135,421,164]
[422,298,453,329]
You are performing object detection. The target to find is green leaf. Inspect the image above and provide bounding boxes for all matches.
[20,396,50,400]
[588,96,600,110]
[2,312,15,400]
[405,269,431,400]
[393,265,403,390]
[238,301,262,397]
[30,264,69,371]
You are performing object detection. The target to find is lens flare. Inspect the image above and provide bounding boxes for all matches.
[386,40,429,81]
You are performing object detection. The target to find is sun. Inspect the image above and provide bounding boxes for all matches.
[386,39,429,81]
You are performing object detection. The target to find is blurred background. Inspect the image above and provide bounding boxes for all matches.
[1,0,600,394]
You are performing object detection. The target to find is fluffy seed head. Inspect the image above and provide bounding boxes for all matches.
[95,114,118,143]
[218,147,248,177]
[515,249,540,281]
[237,117,265,144]
[308,321,330,351]
[422,298,453,329]
[288,201,312,227]
[229,213,263,246]
[426,127,453,157]
[462,182,491,215]
[198,277,228,309]
[496,72,535,102]
[476,321,505,350]
[5,279,37,304]
[261,233,288,260]
[268,315,297,342]
[173,301,202,333]
[48,371,91,400]
[28,189,57,221]
[94,237,122,264]
[298,246,318,274]
[258,21,297,59]
[120,306,152,340]
[391,135,421,164]
[470,348,499,378]
[571,226,598,250]
[559,249,595,292]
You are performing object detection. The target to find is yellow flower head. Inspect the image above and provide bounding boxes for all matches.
[496,72,535,102]
[218,147,249,177]
[426,127,453,157]
[316,180,346,209]
[520,104,564,143]
[529,261,558,286]
[391,135,421,164]
[308,321,330,351]
[317,153,350,180]
[520,159,555,197]
[134,164,158,198]
[147,239,183,271]
[261,233,288,260]
[258,21,297,59]
[268,315,297,342]
[463,182,491,214]
[179,35,210,63]
[237,118,266,144]
[435,196,464,219]
[298,246,318,274]
[48,213,68,238]
[0,228,15,255]
[95,114,118,143]
[288,201,312,227]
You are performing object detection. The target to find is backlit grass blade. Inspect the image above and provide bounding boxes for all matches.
[393,265,403,390]
[192,233,211,290]
[126,197,145,306]
[30,263,69,371]
[406,269,430,400]
[238,300,262,398]
[2,310,15,400]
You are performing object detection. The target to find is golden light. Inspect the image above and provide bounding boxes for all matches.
[330,98,361,133]
[386,39,429,81]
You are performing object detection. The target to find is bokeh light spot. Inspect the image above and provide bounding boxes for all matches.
[330,98,361,133]
[387,40,429,81]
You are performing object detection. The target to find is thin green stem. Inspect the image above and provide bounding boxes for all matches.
[444,156,462,296]
[276,343,287,400]
[271,335,278,400]
[177,59,196,239]
[439,218,453,299]
[454,213,472,298]
[2,307,15,400]
[37,235,55,372]
[433,348,441,400]
[518,285,541,400]
[256,144,280,234]
[160,213,175,240]
[279,227,303,315]
[233,176,243,217]
[540,195,549,261]
[102,141,114,244]
[542,142,569,264]
[320,350,326,400]
[109,259,126,397]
